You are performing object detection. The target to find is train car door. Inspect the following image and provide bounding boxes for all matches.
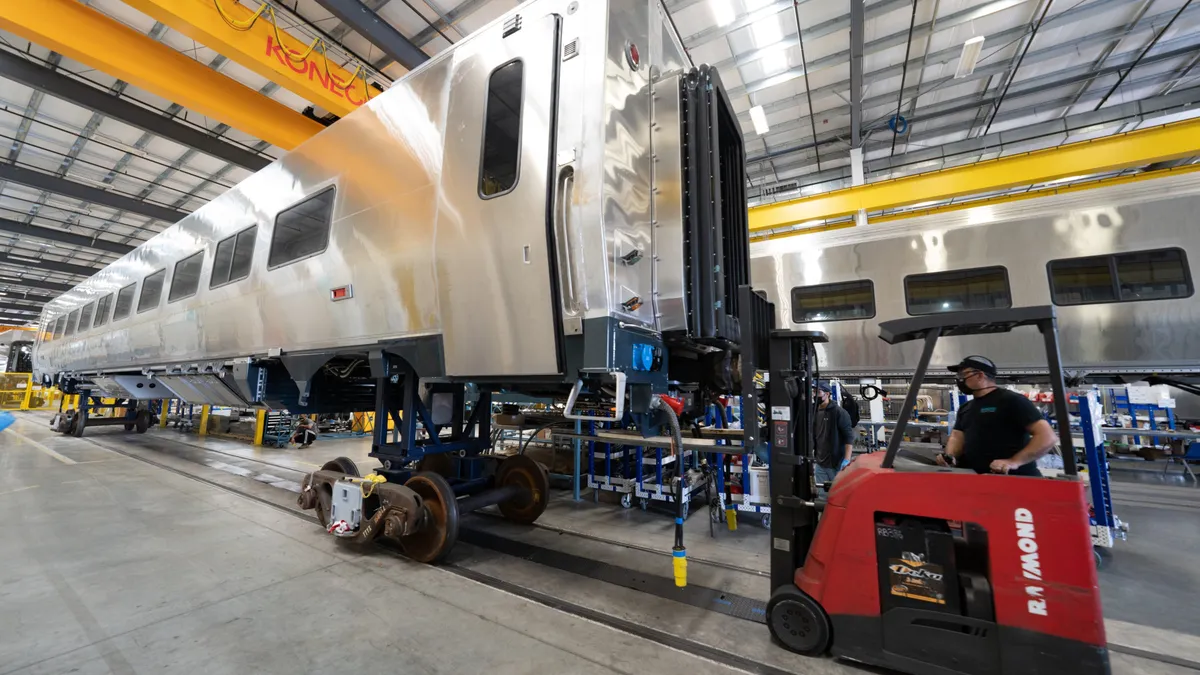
[435,12,564,378]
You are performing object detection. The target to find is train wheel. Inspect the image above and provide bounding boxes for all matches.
[321,457,360,477]
[767,585,831,656]
[401,472,459,563]
[135,411,150,434]
[495,455,549,524]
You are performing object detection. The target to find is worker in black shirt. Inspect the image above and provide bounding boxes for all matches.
[814,381,855,489]
[936,356,1058,476]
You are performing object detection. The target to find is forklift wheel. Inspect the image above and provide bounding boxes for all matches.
[767,585,831,655]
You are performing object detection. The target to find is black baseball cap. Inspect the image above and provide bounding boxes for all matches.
[817,381,832,393]
[948,355,997,378]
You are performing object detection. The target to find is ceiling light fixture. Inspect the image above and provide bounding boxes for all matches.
[710,0,735,27]
[750,105,771,135]
[955,36,985,79]
[6,255,40,264]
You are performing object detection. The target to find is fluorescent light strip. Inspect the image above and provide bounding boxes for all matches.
[956,36,985,79]
[750,105,770,135]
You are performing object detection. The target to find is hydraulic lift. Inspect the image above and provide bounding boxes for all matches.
[760,306,1110,675]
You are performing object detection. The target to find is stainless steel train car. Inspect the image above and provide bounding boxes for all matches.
[30,0,760,560]
[751,171,1200,383]
[33,0,750,413]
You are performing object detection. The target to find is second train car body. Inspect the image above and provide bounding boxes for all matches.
[752,171,1200,382]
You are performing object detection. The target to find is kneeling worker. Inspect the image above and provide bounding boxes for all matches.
[937,356,1058,476]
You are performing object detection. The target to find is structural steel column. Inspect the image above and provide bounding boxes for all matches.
[0,0,324,150]
[749,117,1200,232]
[199,405,211,436]
[122,0,375,119]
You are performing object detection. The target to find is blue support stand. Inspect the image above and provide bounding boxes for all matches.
[1078,390,1115,532]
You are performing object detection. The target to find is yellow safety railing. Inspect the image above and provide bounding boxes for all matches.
[0,373,61,411]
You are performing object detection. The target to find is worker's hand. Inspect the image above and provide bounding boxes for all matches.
[839,458,851,471]
[989,459,1016,474]
[935,452,954,467]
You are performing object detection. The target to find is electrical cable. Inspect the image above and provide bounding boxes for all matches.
[211,0,374,103]
[652,394,687,587]
[518,420,572,455]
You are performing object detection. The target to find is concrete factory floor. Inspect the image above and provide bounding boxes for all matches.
[3,412,1200,675]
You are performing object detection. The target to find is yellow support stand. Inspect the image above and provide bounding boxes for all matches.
[160,400,170,428]
[253,409,267,446]
[199,405,211,436]
[20,375,34,410]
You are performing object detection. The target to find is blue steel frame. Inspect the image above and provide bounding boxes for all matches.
[369,354,492,478]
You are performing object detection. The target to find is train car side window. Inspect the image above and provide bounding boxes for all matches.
[268,189,335,268]
[137,269,166,313]
[94,294,112,328]
[113,283,137,321]
[212,225,257,288]
[77,302,94,333]
[169,251,204,302]
[52,316,65,340]
[65,309,81,337]
[479,59,523,198]
[792,280,875,322]
[1048,248,1193,305]
[1115,248,1192,301]
[904,266,1011,315]
[1046,255,1115,305]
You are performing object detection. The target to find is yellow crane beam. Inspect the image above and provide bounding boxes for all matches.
[749,117,1200,234]
[0,0,323,150]
[121,0,375,120]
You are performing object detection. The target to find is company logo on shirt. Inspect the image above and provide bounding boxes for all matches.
[980,407,997,413]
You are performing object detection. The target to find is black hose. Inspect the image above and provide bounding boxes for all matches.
[518,420,571,455]
[652,395,688,587]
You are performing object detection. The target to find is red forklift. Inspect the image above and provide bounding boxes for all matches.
[756,305,1109,675]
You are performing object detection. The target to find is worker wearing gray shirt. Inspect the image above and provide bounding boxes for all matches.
[813,381,855,491]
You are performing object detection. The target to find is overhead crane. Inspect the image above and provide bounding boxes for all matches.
[749,117,1200,238]
[120,0,386,120]
[0,0,324,150]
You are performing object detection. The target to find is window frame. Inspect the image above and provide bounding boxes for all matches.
[77,302,95,334]
[51,315,65,341]
[903,265,1013,316]
[477,58,525,200]
[210,225,258,289]
[112,282,138,322]
[93,293,113,328]
[168,250,205,303]
[137,269,167,314]
[65,308,81,337]
[790,279,877,323]
[267,186,336,270]
[1046,247,1194,307]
